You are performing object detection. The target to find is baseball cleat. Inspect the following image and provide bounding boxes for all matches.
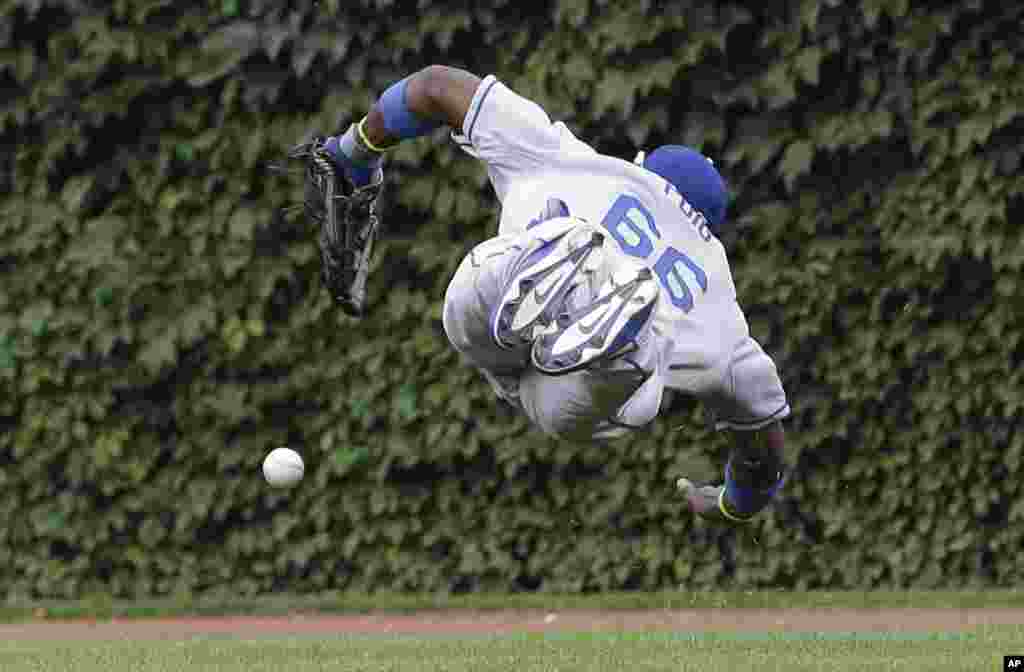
[531,257,659,375]
[491,218,606,352]
[677,478,755,524]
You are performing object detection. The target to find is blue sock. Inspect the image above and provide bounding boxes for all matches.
[724,460,785,517]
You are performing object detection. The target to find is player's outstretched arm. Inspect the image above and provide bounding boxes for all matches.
[324,66,482,185]
[279,66,483,314]
[365,66,481,146]
[679,421,787,525]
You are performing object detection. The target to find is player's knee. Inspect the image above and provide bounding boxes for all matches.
[442,289,470,356]
[441,258,475,353]
[518,367,655,444]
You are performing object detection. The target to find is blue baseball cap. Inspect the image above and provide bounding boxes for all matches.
[642,145,728,233]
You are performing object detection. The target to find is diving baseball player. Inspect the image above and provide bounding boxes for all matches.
[285,66,790,525]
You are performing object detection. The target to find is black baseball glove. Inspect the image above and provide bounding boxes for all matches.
[280,137,384,317]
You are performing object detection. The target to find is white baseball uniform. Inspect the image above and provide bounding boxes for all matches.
[442,75,790,442]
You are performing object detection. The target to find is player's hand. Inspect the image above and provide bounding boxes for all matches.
[676,478,755,526]
[274,136,384,317]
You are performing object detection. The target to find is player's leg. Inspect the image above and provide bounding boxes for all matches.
[490,218,659,377]
[516,235,668,443]
[443,215,662,436]
[518,346,666,443]
[442,232,533,405]
[443,215,609,392]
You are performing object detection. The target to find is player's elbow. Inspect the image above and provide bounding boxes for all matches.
[409,65,482,129]
[416,65,455,105]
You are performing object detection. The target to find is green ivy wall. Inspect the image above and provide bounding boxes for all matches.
[1,0,1022,598]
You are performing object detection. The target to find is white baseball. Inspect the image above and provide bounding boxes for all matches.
[262,447,304,488]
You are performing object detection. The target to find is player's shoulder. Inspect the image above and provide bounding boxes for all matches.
[552,122,597,153]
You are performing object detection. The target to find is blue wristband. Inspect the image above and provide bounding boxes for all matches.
[379,76,442,139]
[724,460,785,516]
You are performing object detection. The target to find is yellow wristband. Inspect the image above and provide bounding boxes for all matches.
[717,489,754,524]
[357,117,392,153]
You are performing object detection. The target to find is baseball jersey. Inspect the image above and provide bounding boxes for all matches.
[452,76,790,431]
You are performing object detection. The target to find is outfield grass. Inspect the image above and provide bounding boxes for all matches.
[5,589,1024,622]
[1,629,1020,672]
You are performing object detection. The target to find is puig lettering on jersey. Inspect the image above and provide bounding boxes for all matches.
[498,152,737,307]
[663,181,713,244]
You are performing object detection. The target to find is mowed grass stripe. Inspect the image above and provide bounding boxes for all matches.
[6,589,1024,622]
[0,630,1020,672]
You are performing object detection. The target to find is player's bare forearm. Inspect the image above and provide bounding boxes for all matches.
[319,66,481,189]
[292,66,482,311]
[361,66,482,149]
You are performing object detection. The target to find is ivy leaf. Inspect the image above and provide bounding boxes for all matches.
[861,0,886,29]
[60,175,95,213]
[395,383,418,421]
[178,298,218,347]
[32,509,66,536]
[221,252,250,280]
[188,23,260,87]
[263,26,292,61]
[0,338,15,370]
[759,63,797,109]
[291,45,318,79]
[228,207,256,240]
[779,140,814,191]
[349,397,371,421]
[954,115,994,155]
[207,385,250,424]
[793,47,823,86]
[94,286,115,307]
[221,314,248,353]
[333,446,369,473]
[137,328,178,372]
[175,143,195,162]
[29,319,48,338]
[799,0,821,30]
